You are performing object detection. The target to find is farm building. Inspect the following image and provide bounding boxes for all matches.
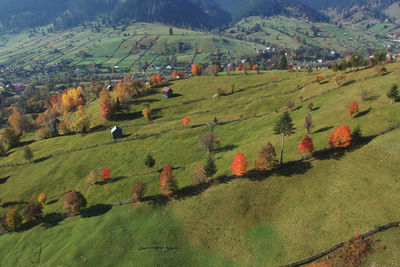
[111,126,123,139]
[162,87,173,98]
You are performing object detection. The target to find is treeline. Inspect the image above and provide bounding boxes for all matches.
[0,0,231,32]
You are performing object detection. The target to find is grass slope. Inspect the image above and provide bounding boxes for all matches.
[1,64,400,266]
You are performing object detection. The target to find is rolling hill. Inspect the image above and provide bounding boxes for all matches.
[0,63,400,265]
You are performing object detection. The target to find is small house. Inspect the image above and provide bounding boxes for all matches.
[162,87,173,98]
[111,126,123,139]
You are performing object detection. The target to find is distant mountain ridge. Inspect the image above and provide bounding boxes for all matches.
[0,0,397,31]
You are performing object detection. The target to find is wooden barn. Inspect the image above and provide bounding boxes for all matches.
[111,126,123,139]
[162,87,173,98]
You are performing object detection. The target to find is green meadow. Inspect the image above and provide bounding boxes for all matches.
[1,64,400,266]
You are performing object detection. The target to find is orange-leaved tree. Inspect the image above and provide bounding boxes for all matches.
[115,80,133,111]
[192,63,202,76]
[38,193,47,204]
[6,209,23,229]
[348,101,359,117]
[313,75,324,84]
[231,152,248,176]
[151,75,164,84]
[251,65,258,70]
[329,125,351,148]
[255,142,277,172]
[160,164,178,197]
[8,108,31,135]
[183,116,190,126]
[99,88,113,119]
[142,107,152,120]
[298,136,315,154]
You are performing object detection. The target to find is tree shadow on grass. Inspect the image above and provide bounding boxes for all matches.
[141,194,170,207]
[217,144,238,153]
[275,160,313,177]
[42,212,66,228]
[97,176,127,185]
[111,111,142,122]
[314,126,334,134]
[1,201,28,208]
[354,107,372,118]
[17,220,41,232]
[33,155,53,164]
[312,107,320,111]
[81,204,112,218]
[132,98,160,105]
[342,80,356,87]
[0,176,10,185]
[313,134,378,161]
[46,199,58,205]
[292,105,302,112]
[157,166,181,173]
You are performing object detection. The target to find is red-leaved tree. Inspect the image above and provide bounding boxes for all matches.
[231,152,248,176]
[348,101,359,117]
[160,164,178,197]
[102,168,111,180]
[298,136,315,154]
[329,125,352,148]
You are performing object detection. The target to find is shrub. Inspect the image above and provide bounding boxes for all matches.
[160,164,178,197]
[63,190,87,214]
[144,153,156,168]
[205,155,217,178]
[285,100,295,110]
[200,133,220,154]
[23,203,43,222]
[231,152,248,176]
[131,181,147,202]
[298,136,315,154]
[0,142,5,157]
[193,163,207,184]
[255,142,277,172]
[6,209,23,229]
[87,168,104,185]
[348,101,359,117]
[329,125,351,148]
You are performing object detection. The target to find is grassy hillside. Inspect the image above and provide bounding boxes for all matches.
[0,22,257,74]
[0,64,400,266]
[225,16,400,52]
